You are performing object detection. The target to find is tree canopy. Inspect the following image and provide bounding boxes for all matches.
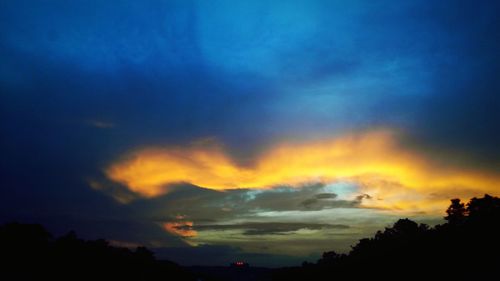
[274,194,500,280]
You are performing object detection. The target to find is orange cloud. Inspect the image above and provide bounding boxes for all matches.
[163,221,197,238]
[104,130,500,213]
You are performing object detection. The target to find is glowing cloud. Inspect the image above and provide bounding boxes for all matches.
[104,130,500,212]
[163,221,197,238]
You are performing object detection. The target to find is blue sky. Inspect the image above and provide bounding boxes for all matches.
[1,0,499,266]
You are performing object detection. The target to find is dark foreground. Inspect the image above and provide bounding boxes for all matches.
[1,194,499,280]
[190,266,272,281]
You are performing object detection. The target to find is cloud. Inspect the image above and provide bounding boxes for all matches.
[86,120,115,129]
[88,179,138,204]
[2,0,500,267]
[232,183,354,212]
[104,130,500,213]
[192,222,349,236]
[315,193,338,199]
[108,239,143,249]
[97,183,383,257]
[163,221,197,238]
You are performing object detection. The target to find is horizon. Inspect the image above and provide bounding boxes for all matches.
[1,0,499,267]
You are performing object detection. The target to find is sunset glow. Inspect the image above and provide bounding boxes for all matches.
[106,130,499,213]
[163,221,197,238]
[2,0,499,268]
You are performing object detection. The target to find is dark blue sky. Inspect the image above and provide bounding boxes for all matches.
[1,0,499,266]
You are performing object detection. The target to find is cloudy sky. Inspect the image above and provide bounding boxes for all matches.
[1,0,499,267]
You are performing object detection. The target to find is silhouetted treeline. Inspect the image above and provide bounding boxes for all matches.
[3,194,499,280]
[0,223,196,281]
[272,194,500,280]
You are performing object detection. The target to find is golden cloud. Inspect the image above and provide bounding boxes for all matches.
[104,130,500,213]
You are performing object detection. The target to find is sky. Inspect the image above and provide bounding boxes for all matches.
[1,0,499,267]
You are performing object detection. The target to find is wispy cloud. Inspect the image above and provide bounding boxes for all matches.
[193,222,349,236]
[86,120,115,129]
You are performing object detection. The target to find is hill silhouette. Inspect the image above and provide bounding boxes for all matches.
[273,194,500,280]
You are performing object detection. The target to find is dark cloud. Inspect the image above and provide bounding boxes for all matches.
[233,184,332,212]
[193,222,349,236]
[240,184,368,212]
[300,192,338,209]
[299,191,372,210]
[123,183,371,226]
[315,193,338,199]
[355,194,372,202]
[0,212,187,249]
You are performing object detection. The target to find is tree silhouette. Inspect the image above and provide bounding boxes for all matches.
[0,223,196,281]
[445,198,467,224]
[466,194,500,220]
[273,194,500,281]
